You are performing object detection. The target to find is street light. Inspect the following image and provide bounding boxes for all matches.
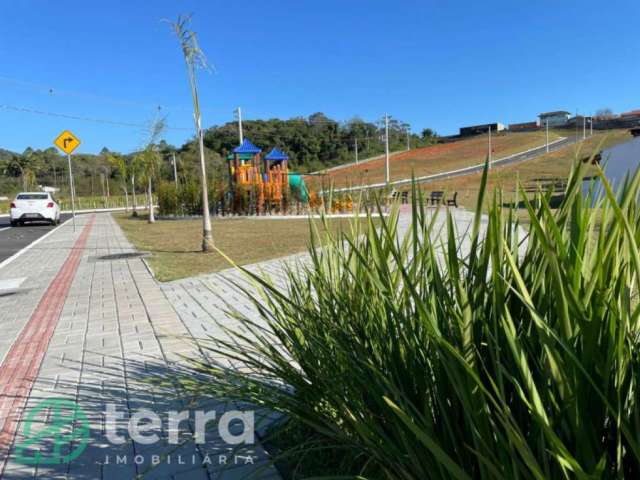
[545,120,549,153]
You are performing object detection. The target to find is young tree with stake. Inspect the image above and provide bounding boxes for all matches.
[107,153,130,213]
[140,146,161,223]
[129,154,143,217]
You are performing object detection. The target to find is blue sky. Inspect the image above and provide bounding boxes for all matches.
[1,0,639,154]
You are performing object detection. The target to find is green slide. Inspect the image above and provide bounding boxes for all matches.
[288,173,309,203]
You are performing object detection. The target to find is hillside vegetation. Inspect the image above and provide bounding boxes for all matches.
[0,112,434,198]
[411,129,631,211]
[306,130,561,190]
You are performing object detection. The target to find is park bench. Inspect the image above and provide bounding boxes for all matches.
[390,190,409,204]
[430,191,444,205]
[429,191,458,207]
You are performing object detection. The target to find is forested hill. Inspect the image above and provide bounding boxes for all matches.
[0,112,437,196]
[198,112,437,173]
[0,148,16,162]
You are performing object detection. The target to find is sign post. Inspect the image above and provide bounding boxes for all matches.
[53,130,81,232]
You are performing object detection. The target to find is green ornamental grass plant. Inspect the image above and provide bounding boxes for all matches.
[183,152,640,479]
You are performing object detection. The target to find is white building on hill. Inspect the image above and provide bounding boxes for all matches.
[538,111,571,127]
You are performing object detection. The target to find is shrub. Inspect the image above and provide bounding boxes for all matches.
[180,178,201,215]
[157,181,180,215]
[182,155,640,478]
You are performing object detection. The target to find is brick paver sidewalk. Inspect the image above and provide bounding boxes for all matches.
[0,207,499,480]
[0,214,279,480]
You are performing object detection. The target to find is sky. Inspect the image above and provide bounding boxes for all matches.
[1,0,639,154]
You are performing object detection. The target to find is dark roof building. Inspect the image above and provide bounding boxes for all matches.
[539,110,571,118]
[621,109,640,119]
[508,121,539,131]
[459,122,505,136]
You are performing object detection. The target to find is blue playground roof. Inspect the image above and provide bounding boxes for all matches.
[233,138,262,154]
[265,147,289,161]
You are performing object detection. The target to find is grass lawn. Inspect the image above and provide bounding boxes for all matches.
[114,214,369,282]
[410,129,633,211]
[306,130,561,190]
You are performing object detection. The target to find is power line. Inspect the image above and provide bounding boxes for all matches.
[0,75,196,113]
[0,104,192,131]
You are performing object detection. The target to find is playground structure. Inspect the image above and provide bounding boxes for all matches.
[227,139,309,214]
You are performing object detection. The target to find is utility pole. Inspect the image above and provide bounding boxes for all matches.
[66,153,76,232]
[355,138,359,164]
[583,115,586,140]
[235,107,243,144]
[545,120,549,153]
[384,113,390,184]
[172,152,178,187]
[406,127,410,151]
[590,116,593,136]
[488,125,492,168]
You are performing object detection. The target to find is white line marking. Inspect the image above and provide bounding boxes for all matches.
[0,227,10,233]
[0,216,74,271]
[0,277,26,292]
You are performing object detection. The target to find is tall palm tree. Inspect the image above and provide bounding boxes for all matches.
[170,14,214,252]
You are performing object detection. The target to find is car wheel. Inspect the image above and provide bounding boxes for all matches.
[10,220,17,227]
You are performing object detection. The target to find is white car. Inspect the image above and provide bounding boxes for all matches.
[10,192,61,226]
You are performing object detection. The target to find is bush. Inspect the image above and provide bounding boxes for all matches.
[157,181,180,215]
[180,178,202,215]
[180,156,640,478]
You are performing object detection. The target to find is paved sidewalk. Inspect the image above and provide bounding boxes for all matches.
[160,206,492,355]
[0,207,503,480]
[0,214,279,479]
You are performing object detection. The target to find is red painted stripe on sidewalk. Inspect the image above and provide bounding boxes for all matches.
[0,216,95,458]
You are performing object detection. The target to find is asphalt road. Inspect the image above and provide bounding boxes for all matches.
[0,214,72,263]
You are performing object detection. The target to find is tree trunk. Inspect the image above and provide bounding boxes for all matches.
[197,129,214,251]
[123,184,129,213]
[147,177,155,223]
[131,175,138,216]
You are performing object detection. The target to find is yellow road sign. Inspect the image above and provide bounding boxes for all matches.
[54,130,81,155]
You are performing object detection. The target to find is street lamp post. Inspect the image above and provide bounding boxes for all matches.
[488,125,492,168]
[172,152,178,187]
[545,120,549,153]
[384,113,390,184]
